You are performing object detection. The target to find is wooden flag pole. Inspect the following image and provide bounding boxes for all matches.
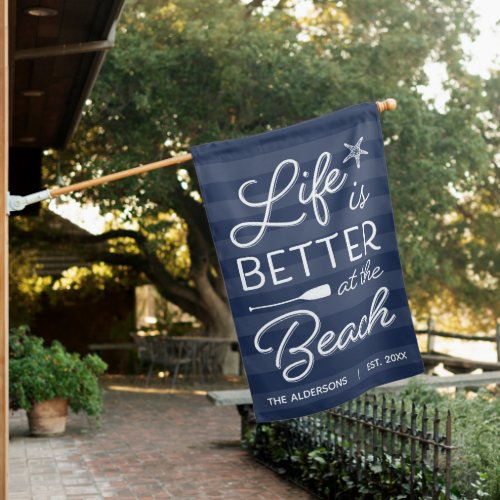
[51,153,194,197]
[51,98,396,197]
[8,99,397,212]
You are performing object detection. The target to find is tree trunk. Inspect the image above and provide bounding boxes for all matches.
[194,274,239,375]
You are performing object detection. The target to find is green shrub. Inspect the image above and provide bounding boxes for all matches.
[400,381,499,499]
[245,384,499,499]
[9,326,108,418]
[246,421,444,499]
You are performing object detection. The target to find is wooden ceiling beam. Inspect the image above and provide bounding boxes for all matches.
[14,39,114,60]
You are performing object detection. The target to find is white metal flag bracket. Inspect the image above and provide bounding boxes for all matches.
[7,189,52,215]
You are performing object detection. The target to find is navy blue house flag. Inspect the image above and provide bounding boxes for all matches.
[191,102,424,422]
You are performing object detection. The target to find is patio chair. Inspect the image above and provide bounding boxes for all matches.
[160,337,193,386]
[199,342,226,380]
[130,332,154,376]
[130,333,191,386]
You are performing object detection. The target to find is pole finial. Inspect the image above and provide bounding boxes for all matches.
[376,98,397,113]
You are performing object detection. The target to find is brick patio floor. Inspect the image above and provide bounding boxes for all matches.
[9,378,311,499]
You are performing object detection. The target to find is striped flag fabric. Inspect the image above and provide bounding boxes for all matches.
[191,102,423,422]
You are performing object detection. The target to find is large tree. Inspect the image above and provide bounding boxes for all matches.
[40,0,497,334]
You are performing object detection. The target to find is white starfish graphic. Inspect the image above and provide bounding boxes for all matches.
[343,137,368,169]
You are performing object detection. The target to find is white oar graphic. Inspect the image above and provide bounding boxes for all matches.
[248,284,332,312]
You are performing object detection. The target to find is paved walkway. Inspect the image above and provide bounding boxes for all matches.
[9,380,310,499]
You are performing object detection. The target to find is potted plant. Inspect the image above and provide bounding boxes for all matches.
[9,326,107,436]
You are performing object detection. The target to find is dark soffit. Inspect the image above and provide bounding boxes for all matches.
[10,0,125,150]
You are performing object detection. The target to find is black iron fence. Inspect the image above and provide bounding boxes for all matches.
[250,394,453,499]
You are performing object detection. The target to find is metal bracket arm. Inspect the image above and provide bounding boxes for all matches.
[7,189,52,215]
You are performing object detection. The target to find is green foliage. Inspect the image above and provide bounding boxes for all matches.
[443,390,500,499]
[45,0,499,328]
[399,377,445,406]
[8,248,52,326]
[247,422,447,499]
[246,385,500,498]
[9,326,108,417]
[399,381,500,498]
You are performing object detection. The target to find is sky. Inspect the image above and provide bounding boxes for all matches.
[423,0,500,108]
[464,0,500,77]
[51,0,499,234]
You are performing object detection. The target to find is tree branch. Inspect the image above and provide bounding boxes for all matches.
[91,229,147,245]
[90,251,147,269]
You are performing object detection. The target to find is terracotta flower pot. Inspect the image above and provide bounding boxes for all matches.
[27,397,69,436]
